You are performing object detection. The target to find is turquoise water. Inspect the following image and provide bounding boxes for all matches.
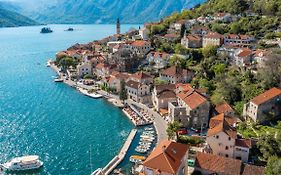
[0,24,140,175]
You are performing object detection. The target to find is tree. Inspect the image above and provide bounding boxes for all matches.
[166,121,183,140]
[202,45,218,58]
[180,24,186,38]
[266,156,281,175]
[119,80,127,101]
[83,74,93,79]
[154,77,168,86]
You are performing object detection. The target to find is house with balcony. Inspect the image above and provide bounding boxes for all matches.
[130,40,151,56]
[146,51,171,70]
[159,66,194,84]
[234,48,253,67]
[143,140,189,175]
[202,32,224,48]
[77,61,92,78]
[243,87,281,122]
[168,89,210,129]
[152,84,177,113]
[181,34,202,48]
[206,113,252,163]
[126,80,151,104]
[224,34,255,47]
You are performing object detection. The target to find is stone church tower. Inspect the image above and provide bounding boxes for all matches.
[116,18,120,35]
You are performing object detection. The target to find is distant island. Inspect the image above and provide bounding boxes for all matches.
[0,8,38,27]
[40,27,53,33]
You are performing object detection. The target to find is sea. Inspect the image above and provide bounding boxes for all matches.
[0,24,141,175]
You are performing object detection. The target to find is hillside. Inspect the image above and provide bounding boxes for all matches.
[1,0,207,24]
[0,8,38,27]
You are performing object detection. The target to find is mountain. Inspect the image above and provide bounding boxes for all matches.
[0,8,38,27]
[1,0,207,24]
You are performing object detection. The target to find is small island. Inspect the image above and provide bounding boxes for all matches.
[40,27,53,34]
[65,27,74,31]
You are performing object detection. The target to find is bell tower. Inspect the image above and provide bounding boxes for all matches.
[116,18,120,35]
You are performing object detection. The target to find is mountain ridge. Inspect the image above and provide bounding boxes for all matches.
[1,0,207,24]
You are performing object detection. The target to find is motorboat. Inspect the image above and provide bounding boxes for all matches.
[1,155,43,171]
[91,168,102,175]
[54,78,63,82]
[129,155,146,164]
[144,127,154,131]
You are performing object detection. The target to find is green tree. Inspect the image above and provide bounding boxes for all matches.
[83,74,93,79]
[202,45,218,58]
[119,80,127,101]
[166,121,183,140]
[154,77,168,86]
[266,156,281,175]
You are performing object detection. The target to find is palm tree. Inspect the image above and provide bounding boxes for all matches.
[166,121,183,140]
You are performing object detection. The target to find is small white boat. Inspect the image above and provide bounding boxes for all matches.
[91,168,102,175]
[78,88,103,99]
[1,155,43,171]
[54,78,63,82]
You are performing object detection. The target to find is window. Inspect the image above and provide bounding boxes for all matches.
[228,137,231,141]
[226,154,229,158]
[216,135,219,139]
[226,146,229,150]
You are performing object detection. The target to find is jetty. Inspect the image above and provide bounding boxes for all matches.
[93,129,137,175]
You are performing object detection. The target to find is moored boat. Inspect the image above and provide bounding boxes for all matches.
[129,155,146,163]
[54,78,63,82]
[1,155,43,172]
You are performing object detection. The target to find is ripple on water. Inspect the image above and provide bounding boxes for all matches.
[0,24,138,175]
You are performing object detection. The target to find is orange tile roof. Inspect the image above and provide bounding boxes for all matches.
[250,87,281,105]
[195,152,242,175]
[95,63,109,69]
[131,72,152,80]
[163,33,179,38]
[235,139,252,148]
[237,48,252,57]
[143,140,188,174]
[177,90,207,110]
[131,40,150,47]
[186,35,202,41]
[241,164,265,175]
[208,113,237,139]
[148,51,170,59]
[161,66,189,77]
[215,102,234,114]
[204,32,223,39]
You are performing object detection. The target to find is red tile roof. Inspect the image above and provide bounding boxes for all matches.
[241,164,265,175]
[95,63,109,69]
[250,87,281,105]
[195,152,242,175]
[215,102,234,114]
[131,40,150,47]
[237,48,252,58]
[131,72,152,80]
[163,33,179,39]
[177,90,207,110]
[186,35,202,41]
[208,113,237,139]
[161,66,189,77]
[235,139,252,148]
[143,140,188,174]
[204,32,223,39]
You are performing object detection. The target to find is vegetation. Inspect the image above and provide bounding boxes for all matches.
[154,77,168,86]
[83,74,93,79]
[178,135,204,146]
[119,80,127,101]
[0,8,38,27]
[56,56,78,71]
[166,121,183,140]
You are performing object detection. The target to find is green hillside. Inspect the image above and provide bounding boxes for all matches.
[0,8,38,27]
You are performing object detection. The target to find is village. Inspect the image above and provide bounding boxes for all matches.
[48,7,281,175]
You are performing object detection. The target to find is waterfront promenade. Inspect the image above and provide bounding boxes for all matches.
[126,100,168,143]
[96,129,137,175]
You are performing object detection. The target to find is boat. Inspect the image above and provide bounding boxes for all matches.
[135,147,148,153]
[46,60,52,67]
[129,155,146,163]
[54,78,63,82]
[91,168,102,175]
[1,155,43,171]
[144,127,154,131]
[40,27,53,34]
[78,88,103,99]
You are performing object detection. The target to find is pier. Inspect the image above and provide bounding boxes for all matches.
[93,129,137,175]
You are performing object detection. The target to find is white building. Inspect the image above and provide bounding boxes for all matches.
[77,62,92,78]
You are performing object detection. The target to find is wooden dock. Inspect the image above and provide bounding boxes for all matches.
[92,129,137,175]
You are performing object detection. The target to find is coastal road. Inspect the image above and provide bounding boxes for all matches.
[126,100,168,143]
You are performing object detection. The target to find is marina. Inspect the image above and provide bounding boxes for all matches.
[93,129,137,175]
